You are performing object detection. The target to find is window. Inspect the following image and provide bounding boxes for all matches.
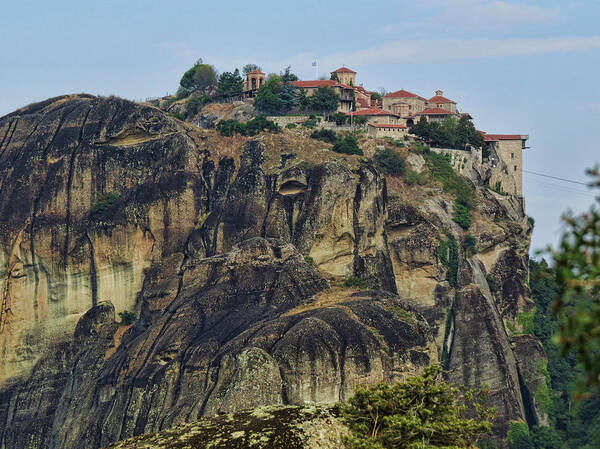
[514,165,517,171]
[511,153,514,159]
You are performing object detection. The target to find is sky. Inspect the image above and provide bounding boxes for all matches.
[1,0,599,254]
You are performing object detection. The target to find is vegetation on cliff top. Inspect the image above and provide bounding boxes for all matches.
[341,364,494,448]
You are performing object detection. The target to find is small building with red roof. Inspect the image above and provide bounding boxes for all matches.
[415,107,454,123]
[367,123,408,138]
[382,89,427,116]
[245,70,265,92]
[479,132,529,196]
[330,67,357,86]
[426,90,457,113]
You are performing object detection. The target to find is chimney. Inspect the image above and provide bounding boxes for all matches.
[435,90,443,96]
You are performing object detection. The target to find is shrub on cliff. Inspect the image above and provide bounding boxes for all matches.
[341,364,494,448]
[216,116,279,137]
[426,152,474,208]
[453,202,471,230]
[310,128,338,144]
[373,147,406,177]
[91,192,120,215]
[332,135,363,155]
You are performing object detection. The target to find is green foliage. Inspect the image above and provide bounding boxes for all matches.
[332,112,348,125]
[528,216,535,228]
[304,256,317,267]
[426,152,474,208]
[118,310,136,325]
[372,148,406,177]
[179,59,217,94]
[254,73,298,115]
[486,274,497,294]
[301,118,318,128]
[285,123,297,129]
[411,141,430,155]
[370,92,382,101]
[169,111,185,121]
[242,63,261,76]
[341,364,494,449]
[307,86,340,115]
[548,168,600,390]
[508,421,562,449]
[453,202,472,230]
[404,169,428,186]
[438,235,459,288]
[409,115,484,150]
[217,68,244,97]
[310,128,338,144]
[521,258,600,448]
[516,308,535,334]
[391,307,415,323]
[343,276,368,290]
[441,307,454,370]
[491,181,505,195]
[332,135,363,155]
[91,192,120,215]
[184,94,208,119]
[330,72,340,81]
[352,115,369,126]
[216,116,280,137]
[462,234,477,255]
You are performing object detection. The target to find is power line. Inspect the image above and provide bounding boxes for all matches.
[523,169,590,186]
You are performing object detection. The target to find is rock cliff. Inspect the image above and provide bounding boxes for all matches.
[0,95,545,448]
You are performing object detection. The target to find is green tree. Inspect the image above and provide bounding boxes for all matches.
[330,72,340,81]
[370,92,382,101]
[373,148,406,176]
[217,69,244,96]
[342,364,494,449]
[254,77,284,114]
[179,59,218,94]
[549,167,600,389]
[309,86,340,116]
[242,63,262,76]
[332,135,362,155]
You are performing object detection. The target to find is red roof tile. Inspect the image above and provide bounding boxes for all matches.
[428,95,455,104]
[481,133,527,142]
[347,108,399,117]
[384,89,426,101]
[369,124,407,129]
[416,107,454,115]
[331,67,356,73]
[247,70,265,75]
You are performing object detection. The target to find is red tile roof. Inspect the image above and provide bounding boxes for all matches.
[384,89,426,100]
[331,67,356,73]
[247,70,265,75]
[347,108,399,117]
[428,95,455,104]
[481,133,527,142]
[291,80,353,89]
[369,124,407,129]
[416,107,454,115]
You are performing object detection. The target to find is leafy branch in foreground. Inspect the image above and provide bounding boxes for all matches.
[549,167,600,391]
[341,364,494,448]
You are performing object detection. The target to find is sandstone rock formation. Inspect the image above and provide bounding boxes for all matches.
[0,95,547,448]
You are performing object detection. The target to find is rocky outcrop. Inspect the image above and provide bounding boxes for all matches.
[0,95,544,448]
[104,404,349,449]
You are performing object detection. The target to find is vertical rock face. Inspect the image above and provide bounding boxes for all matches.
[0,95,543,448]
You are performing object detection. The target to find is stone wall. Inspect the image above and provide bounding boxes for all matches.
[488,140,524,196]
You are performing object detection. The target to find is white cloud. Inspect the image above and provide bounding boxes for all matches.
[378,0,561,34]
[320,36,600,65]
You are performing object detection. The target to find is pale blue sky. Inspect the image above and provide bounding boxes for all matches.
[1,0,599,252]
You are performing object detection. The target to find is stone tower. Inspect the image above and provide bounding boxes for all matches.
[245,70,265,91]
